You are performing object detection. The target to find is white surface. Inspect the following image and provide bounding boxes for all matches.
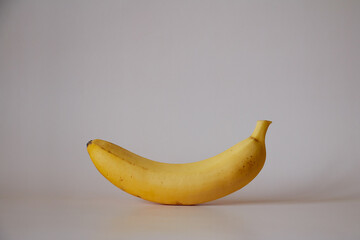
[1,1,360,238]
[1,197,359,240]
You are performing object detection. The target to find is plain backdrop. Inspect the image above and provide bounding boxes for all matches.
[1,0,360,202]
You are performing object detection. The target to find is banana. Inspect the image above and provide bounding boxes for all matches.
[87,120,271,205]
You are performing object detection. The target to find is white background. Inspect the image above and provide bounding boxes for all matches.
[1,1,360,239]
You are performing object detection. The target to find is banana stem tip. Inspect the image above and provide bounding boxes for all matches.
[251,120,272,142]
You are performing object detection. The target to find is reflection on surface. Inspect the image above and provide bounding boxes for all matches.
[105,203,248,239]
[94,195,360,239]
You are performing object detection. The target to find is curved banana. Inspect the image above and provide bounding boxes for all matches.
[87,120,271,205]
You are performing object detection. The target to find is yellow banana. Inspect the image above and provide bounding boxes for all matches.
[87,120,271,205]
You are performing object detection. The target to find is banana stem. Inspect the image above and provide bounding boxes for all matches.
[251,120,272,143]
